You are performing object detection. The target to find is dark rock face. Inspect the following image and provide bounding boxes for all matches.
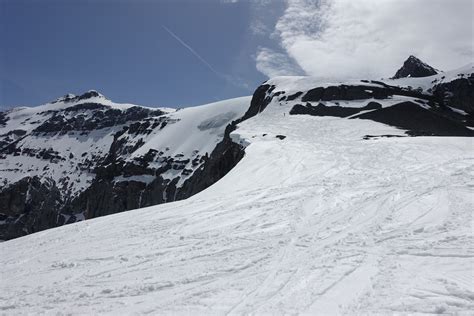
[301,84,420,102]
[352,101,474,136]
[290,102,382,118]
[67,178,167,219]
[77,90,101,100]
[51,90,102,104]
[0,177,62,240]
[363,135,405,140]
[286,92,303,101]
[0,111,8,127]
[33,104,165,135]
[432,75,474,114]
[0,129,26,150]
[240,84,275,121]
[393,55,438,79]
[176,130,245,200]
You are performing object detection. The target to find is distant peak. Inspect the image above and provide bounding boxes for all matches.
[51,90,105,104]
[52,93,77,103]
[77,90,104,100]
[392,55,438,79]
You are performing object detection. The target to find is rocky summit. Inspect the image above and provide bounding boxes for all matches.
[392,55,438,79]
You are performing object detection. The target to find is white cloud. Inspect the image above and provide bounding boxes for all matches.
[255,47,304,77]
[248,0,285,36]
[250,19,270,36]
[257,0,473,79]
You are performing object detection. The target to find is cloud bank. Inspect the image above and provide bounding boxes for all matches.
[255,47,305,77]
[256,0,473,79]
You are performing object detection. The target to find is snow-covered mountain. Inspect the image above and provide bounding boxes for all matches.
[0,91,251,239]
[0,57,473,314]
[267,63,473,136]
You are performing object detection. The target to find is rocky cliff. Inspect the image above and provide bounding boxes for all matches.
[0,93,252,240]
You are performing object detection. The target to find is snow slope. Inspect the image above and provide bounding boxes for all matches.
[1,90,472,314]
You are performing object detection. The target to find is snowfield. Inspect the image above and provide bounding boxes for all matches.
[1,94,473,315]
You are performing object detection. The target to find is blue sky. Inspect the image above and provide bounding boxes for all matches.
[1,0,471,109]
[0,0,285,108]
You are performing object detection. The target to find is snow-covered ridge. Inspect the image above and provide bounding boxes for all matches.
[0,90,170,193]
[387,62,474,91]
[267,63,473,96]
[0,92,251,239]
[6,90,168,113]
[258,62,473,138]
[0,90,173,137]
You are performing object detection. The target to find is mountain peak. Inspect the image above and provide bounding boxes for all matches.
[77,90,104,100]
[53,93,77,103]
[52,90,105,104]
[392,55,438,79]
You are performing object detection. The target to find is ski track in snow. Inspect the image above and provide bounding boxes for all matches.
[1,98,473,315]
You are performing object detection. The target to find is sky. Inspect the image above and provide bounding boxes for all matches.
[1,0,472,109]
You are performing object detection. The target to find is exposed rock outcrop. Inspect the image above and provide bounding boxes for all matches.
[352,101,474,136]
[0,177,62,240]
[290,102,382,118]
[301,83,431,103]
[393,55,438,79]
[239,84,275,121]
[432,74,474,114]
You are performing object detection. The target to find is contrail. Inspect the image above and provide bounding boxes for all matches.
[162,25,222,78]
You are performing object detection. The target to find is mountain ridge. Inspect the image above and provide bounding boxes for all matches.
[0,94,251,239]
[0,58,473,240]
